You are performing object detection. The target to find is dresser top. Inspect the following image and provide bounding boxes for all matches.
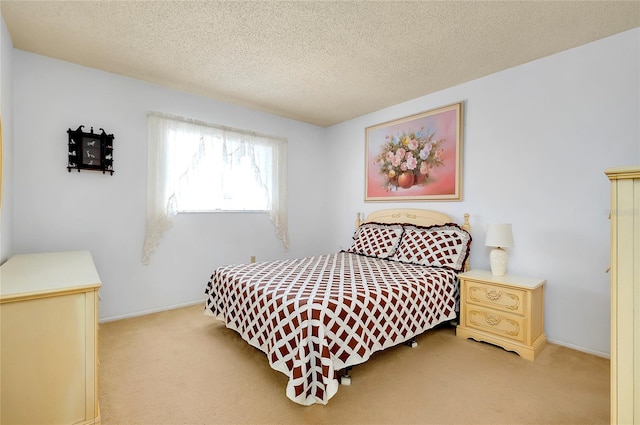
[0,251,101,302]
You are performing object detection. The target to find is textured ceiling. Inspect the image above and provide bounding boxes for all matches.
[2,1,639,127]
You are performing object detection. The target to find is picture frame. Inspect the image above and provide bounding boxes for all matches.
[67,125,114,175]
[365,102,463,201]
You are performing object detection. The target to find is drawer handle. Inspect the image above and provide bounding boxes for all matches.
[485,290,502,301]
[485,314,501,326]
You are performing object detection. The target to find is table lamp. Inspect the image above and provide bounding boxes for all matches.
[485,223,513,276]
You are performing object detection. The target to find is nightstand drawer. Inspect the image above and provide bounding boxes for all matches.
[465,281,525,316]
[464,304,526,343]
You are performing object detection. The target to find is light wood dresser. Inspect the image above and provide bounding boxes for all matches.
[456,269,546,361]
[0,251,101,425]
[605,166,639,425]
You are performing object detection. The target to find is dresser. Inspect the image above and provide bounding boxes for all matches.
[0,251,101,425]
[456,269,546,361]
[605,166,639,425]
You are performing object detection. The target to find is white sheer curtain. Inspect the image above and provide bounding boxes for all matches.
[142,112,288,265]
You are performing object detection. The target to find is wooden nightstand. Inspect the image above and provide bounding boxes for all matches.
[456,269,546,361]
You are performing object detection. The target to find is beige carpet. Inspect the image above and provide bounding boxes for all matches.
[98,304,609,425]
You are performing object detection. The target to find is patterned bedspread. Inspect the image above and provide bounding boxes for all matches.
[204,252,459,405]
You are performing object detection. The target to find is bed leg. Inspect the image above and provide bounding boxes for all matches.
[340,366,353,386]
[405,338,418,348]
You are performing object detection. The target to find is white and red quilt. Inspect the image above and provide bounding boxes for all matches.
[204,252,458,405]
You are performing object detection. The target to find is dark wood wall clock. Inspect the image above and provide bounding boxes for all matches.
[67,125,114,175]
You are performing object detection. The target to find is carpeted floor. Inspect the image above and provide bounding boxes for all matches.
[98,303,609,425]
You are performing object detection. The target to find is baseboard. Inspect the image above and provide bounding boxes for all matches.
[547,337,610,359]
[99,299,205,323]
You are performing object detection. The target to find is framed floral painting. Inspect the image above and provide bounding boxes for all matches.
[365,102,463,201]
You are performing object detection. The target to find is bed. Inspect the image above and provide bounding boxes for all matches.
[204,209,471,405]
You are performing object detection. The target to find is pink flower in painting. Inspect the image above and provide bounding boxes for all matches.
[386,151,395,161]
[396,148,406,158]
[405,154,417,170]
[420,161,429,175]
[400,162,408,171]
[391,155,401,167]
[408,139,419,151]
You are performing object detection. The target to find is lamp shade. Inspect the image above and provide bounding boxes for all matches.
[485,224,513,248]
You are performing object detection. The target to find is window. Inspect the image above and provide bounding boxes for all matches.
[142,112,288,264]
[167,127,273,212]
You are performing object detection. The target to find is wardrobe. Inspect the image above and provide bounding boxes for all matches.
[605,166,639,425]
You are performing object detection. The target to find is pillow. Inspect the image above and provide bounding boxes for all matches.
[347,222,404,259]
[391,223,471,271]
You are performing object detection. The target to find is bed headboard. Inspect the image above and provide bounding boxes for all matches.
[356,208,471,271]
[357,208,469,230]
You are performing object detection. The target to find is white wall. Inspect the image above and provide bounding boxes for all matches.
[12,51,331,320]
[325,28,640,357]
[0,12,14,264]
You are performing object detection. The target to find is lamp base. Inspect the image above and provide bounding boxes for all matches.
[489,247,508,276]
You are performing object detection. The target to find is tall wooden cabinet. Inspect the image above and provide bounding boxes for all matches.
[605,166,639,425]
[0,251,101,425]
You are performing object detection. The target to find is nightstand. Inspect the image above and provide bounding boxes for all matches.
[456,269,546,361]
